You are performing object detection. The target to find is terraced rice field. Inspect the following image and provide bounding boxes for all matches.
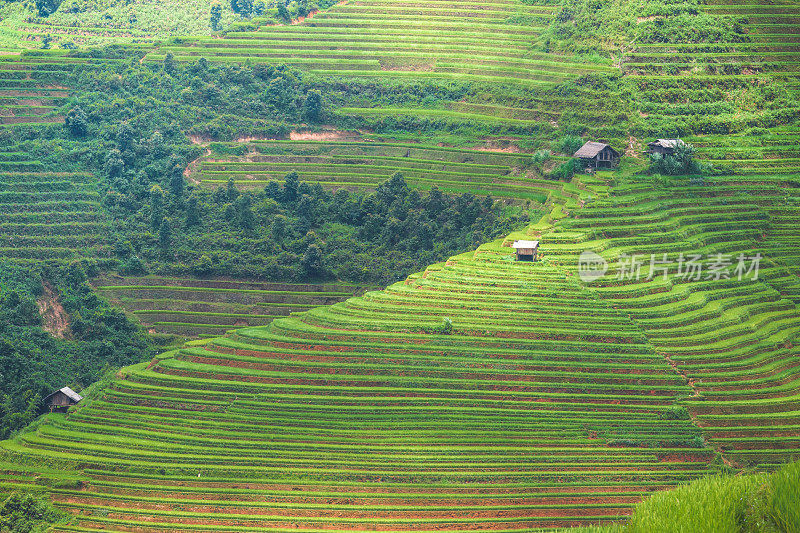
[0,169,109,262]
[149,0,612,87]
[0,53,73,126]
[94,275,372,338]
[557,172,800,468]
[7,145,798,527]
[624,0,800,132]
[191,140,554,202]
[0,54,114,263]
[3,232,718,531]
[1,0,799,529]
[144,0,618,130]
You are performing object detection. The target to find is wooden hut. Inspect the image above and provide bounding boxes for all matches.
[42,387,82,413]
[574,141,620,169]
[646,139,683,156]
[512,240,539,262]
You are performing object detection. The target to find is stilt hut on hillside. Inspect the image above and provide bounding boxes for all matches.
[42,387,82,413]
[574,141,620,169]
[512,240,539,262]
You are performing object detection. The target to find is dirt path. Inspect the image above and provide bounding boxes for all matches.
[184,148,211,185]
[189,129,360,146]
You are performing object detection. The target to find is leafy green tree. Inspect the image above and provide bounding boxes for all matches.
[649,142,705,176]
[226,177,239,202]
[303,90,323,122]
[231,0,253,17]
[0,392,39,440]
[282,171,299,202]
[186,195,200,227]
[158,219,173,248]
[297,195,315,224]
[116,122,136,151]
[150,185,165,231]
[103,149,124,179]
[301,244,324,278]
[34,1,60,20]
[163,52,176,74]
[556,135,584,155]
[271,215,289,242]
[169,165,186,204]
[65,106,88,136]
[120,255,146,275]
[235,195,255,231]
[0,291,40,328]
[262,76,293,113]
[210,2,223,30]
[191,254,214,276]
[277,0,290,21]
[297,0,309,17]
[0,491,64,531]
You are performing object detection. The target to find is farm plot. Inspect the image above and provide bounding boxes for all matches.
[144,0,617,131]
[2,232,716,531]
[623,0,800,136]
[0,53,74,126]
[0,165,110,263]
[147,0,598,86]
[93,275,372,338]
[0,54,113,263]
[558,175,800,468]
[191,140,555,202]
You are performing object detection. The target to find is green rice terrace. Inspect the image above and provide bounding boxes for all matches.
[93,275,372,339]
[190,140,553,201]
[0,0,799,531]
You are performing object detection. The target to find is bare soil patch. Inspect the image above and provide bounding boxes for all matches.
[36,281,71,339]
[289,129,361,141]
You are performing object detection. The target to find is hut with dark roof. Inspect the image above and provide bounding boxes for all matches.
[574,141,620,169]
[42,387,82,413]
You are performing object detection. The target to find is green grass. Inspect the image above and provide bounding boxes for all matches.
[561,460,800,533]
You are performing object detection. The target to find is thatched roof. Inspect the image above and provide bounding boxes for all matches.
[574,141,617,158]
[512,240,539,249]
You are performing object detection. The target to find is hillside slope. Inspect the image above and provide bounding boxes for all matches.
[4,164,800,528]
[0,0,799,529]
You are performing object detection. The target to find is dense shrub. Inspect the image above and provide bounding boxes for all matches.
[649,142,709,176]
[549,158,583,180]
[0,492,65,532]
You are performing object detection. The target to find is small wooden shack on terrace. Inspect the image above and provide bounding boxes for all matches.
[42,387,82,413]
[512,240,539,262]
[574,141,620,169]
[646,139,683,156]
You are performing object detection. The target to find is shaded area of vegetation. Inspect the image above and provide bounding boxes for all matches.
[0,261,152,439]
[127,171,528,283]
[648,142,708,176]
[0,491,67,532]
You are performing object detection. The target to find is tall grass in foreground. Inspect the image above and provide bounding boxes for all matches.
[557,461,800,533]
